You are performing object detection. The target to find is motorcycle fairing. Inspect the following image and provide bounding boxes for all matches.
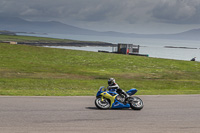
[111,99,130,108]
[100,91,117,108]
[100,91,130,109]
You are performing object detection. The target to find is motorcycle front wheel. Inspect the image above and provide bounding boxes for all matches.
[95,97,110,109]
[129,96,144,110]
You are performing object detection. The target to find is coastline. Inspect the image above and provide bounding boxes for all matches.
[18,42,116,47]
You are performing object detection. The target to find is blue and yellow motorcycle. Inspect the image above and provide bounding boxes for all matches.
[95,86,143,110]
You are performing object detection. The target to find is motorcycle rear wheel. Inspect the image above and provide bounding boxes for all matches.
[129,96,144,110]
[95,97,110,109]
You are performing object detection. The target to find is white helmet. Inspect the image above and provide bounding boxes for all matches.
[108,78,116,86]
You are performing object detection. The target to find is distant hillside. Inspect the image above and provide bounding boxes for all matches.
[0,16,101,35]
[0,30,16,35]
[1,16,200,40]
[173,29,200,40]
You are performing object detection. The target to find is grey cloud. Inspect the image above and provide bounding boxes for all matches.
[0,0,75,19]
[1,0,200,25]
[0,0,151,23]
[151,0,200,24]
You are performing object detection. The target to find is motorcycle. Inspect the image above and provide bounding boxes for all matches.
[95,86,144,110]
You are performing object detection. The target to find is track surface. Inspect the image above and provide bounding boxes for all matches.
[0,95,200,133]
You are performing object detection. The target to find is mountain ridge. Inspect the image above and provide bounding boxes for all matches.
[0,16,200,40]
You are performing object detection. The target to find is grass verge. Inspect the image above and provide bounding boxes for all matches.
[0,42,200,96]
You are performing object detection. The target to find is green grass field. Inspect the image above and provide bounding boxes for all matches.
[0,40,200,96]
[0,34,105,44]
[0,34,76,43]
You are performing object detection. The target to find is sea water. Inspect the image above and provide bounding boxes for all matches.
[17,33,200,61]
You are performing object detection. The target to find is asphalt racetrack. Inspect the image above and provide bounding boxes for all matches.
[0,95,200,133]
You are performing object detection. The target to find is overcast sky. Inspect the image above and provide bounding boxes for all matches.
[1,0,200,34]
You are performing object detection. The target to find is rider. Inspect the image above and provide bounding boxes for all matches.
[107,78,130,101]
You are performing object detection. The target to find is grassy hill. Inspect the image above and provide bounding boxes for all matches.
[0,34,113,46]
[0,42,200,96]
[0,34,75,43]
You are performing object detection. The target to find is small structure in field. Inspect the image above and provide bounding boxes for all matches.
[99,43,148,57]
[113,43,139,54]
[2,41,18,44]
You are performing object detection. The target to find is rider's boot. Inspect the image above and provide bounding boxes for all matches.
[123,94,130,104]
